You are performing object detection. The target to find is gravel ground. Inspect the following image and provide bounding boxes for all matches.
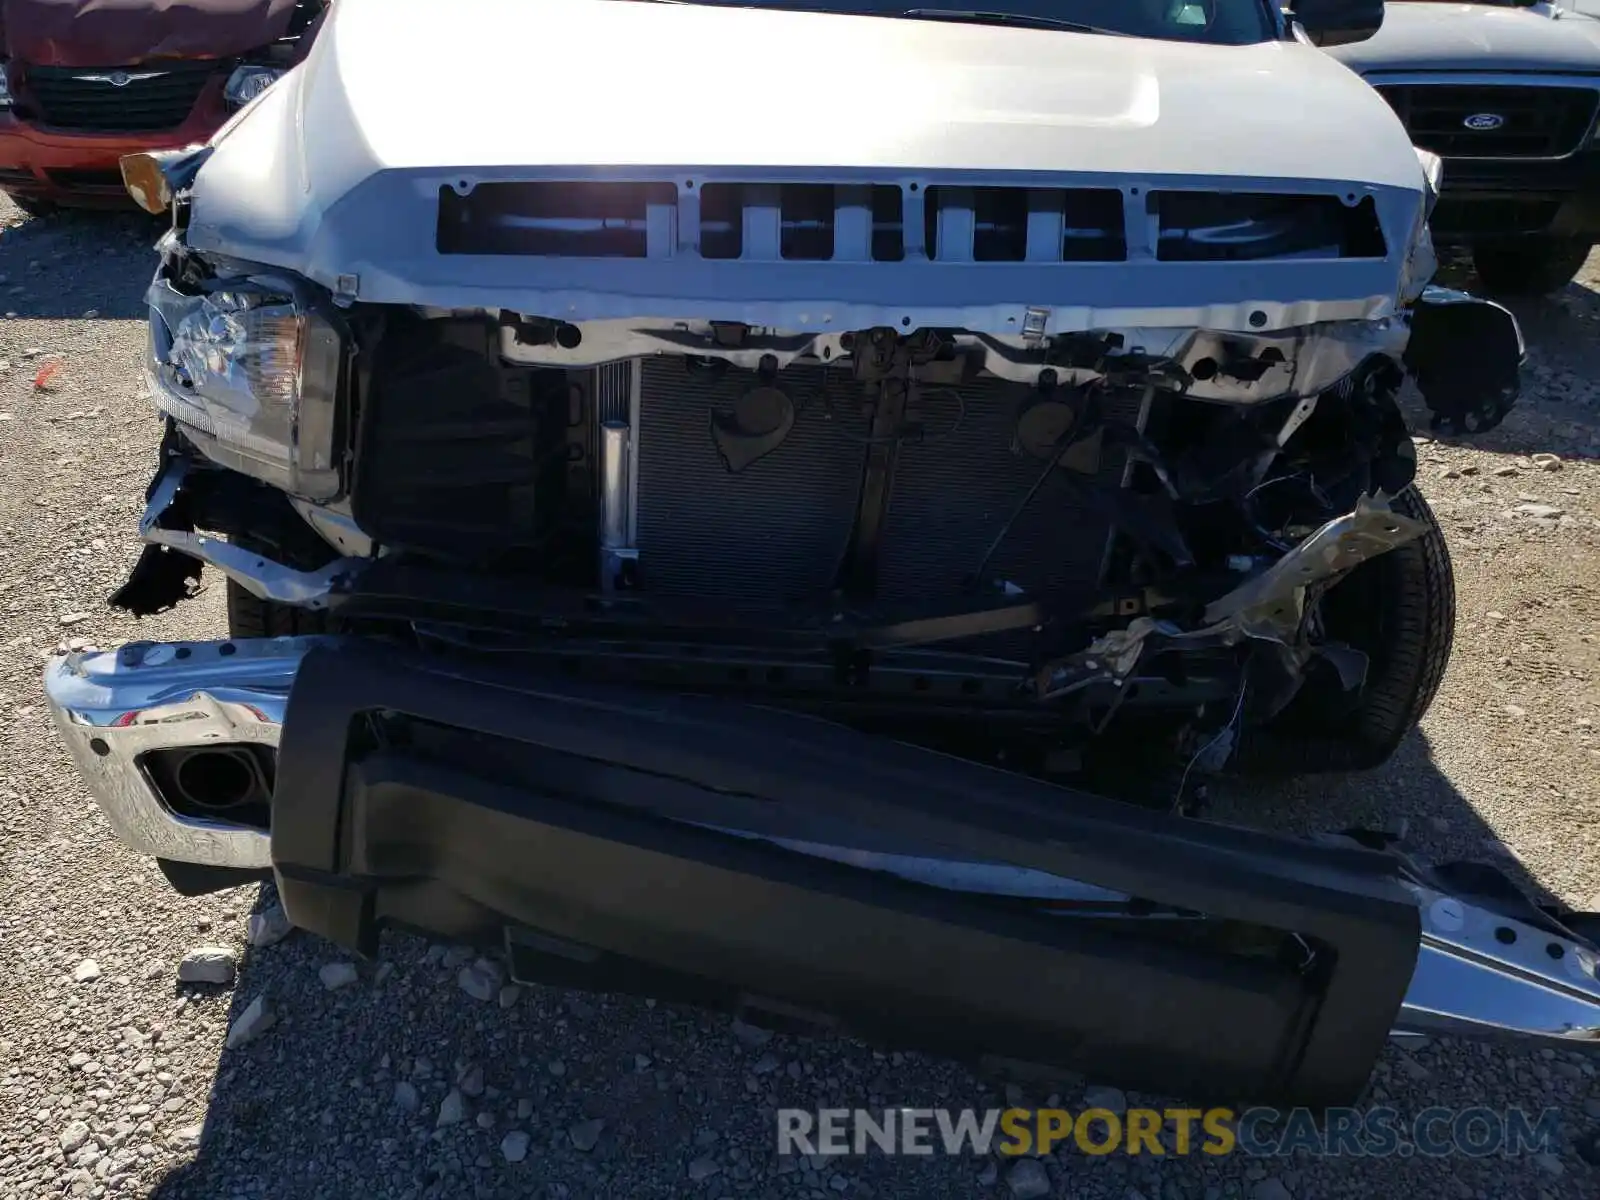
[1,195,1598,1200]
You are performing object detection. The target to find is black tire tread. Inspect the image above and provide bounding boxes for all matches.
[223,532,332,639]
[1472,238,1592,297]
[1240,485,1455,776]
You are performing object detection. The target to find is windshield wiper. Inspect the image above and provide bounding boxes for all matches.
[899,8,1129,35]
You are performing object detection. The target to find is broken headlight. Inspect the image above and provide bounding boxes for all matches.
[223,64,284,109]
[145,279,344,500]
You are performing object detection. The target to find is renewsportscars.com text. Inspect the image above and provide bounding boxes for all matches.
[776,1107,1563,1159]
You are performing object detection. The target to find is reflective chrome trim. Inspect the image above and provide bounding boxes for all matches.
[42,637,333,869]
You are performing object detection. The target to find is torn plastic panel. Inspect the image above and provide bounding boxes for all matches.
[1404,285,1526,435]
[110,454,368,617]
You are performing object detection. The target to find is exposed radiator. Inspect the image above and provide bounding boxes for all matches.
[632,358,1141,613]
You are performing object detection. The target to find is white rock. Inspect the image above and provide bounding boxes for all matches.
[58,612,91,627]
[1081,1084,1127,1113]
[458,963,496,1002]
[58,1121,92,1154]
[435,1088,467,1128]
[475,1111,496,1130]
[177,946,236,985]
[245,905,293,948]
[568,1118,605,1151]
[1006,1158,1051,1199]
[72,959,101,983]
[392,1081,419,1113]
[1515,503,1565,519]
[224,995,275,1048]
[501,1130,530,1163]
[730,1018,773,1048]
[1532,453,1563,471]
[318,962,359,991]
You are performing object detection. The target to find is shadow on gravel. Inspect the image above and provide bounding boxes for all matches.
[139,726,1579,1200]
[0,209,163,321]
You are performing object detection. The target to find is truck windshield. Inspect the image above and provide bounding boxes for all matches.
[648,1,1280,46]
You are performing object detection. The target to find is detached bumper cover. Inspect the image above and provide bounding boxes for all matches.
[43,637,1600,1106]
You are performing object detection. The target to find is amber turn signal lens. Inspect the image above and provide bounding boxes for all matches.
[120,153,173,216]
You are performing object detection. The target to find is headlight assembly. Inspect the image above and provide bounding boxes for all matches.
[146,278,345,500]
[224,64,284,109]
[0,61,13,109]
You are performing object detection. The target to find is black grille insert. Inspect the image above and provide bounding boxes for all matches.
[24,60,216,132]
[1377,84,1600,159]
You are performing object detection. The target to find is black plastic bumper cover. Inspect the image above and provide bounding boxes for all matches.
[271,644,1420,1107]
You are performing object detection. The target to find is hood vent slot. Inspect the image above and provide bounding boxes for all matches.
[437,180,1382,265]
[921,186,1127,263]
[438,182,678,258]
[1152,192,1386,262]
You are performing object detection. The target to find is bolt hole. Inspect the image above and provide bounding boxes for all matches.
[89,737,110,758]
[1249,310,1267,328]
[684,179,695,189]
[901,317,911,327]
[1547,942,1566,960]
[1494,926,1517,945]
[174,647,191,660]
[909,183,919,193]
[218,642,236,657]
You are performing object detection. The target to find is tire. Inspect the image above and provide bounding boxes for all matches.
[1243,486,1455,775]
[224,533,332,639]
[1471,237,1592,297]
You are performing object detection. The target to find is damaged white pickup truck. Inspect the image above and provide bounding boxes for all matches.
[43,0,1600,1106]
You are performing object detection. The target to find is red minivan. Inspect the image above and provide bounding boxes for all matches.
[0,0,326,212]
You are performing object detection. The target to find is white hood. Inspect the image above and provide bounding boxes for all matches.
[186,0,1431,335]
[217,0,1421,188]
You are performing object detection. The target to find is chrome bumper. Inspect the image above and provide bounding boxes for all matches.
[43,636,329,870]
[42,635,1600,1047]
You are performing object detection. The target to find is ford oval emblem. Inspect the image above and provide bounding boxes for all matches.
[1463,112,1506,131]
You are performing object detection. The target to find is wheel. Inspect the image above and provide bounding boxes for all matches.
[1471,237,1592,297]
[224,533,332,639]
[1242,486,1455,774]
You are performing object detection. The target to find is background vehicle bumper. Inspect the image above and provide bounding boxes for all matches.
[0,83,227,207]
[1432,152,1600,243]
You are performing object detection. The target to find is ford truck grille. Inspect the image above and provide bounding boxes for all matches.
[23,61,215,132]
[1376,83,1600,159]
